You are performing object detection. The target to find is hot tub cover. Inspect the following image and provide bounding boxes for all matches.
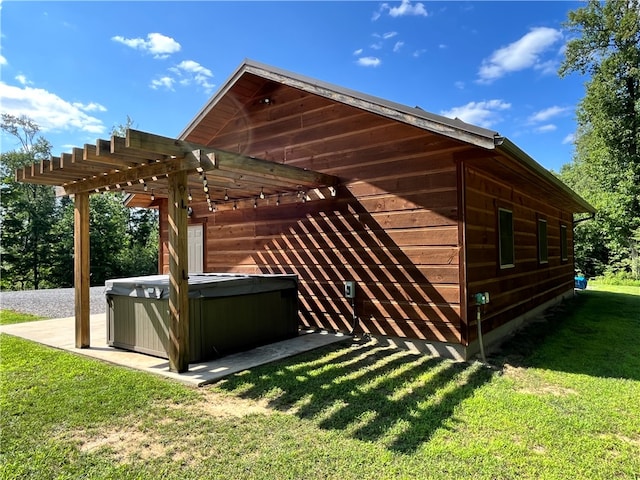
[105,273,298,300]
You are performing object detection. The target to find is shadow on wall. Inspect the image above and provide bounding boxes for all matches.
[218,341,493,453]
[250,192,463,345]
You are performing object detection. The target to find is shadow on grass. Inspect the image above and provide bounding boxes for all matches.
[217,342,493,453]
[490,289,640,381]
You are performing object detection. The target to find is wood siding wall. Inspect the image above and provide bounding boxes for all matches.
[463,163,575,343]
[163,90,470,344]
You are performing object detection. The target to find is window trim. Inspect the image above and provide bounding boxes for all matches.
[560,223,568,262]
[538,217,548,265]
[498,207,515,269]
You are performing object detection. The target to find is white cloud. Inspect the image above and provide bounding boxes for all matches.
[535,124,557,133]
[454,81,465,90]
[0,82,106,134]
[0,54,6,66]
[72,101,107,113]
[357,57,381,67]
[478,27,562,83]
[562,133,575,144]
[412,49,426,58]
[152,60,215,94]
[528,106,571,123]
[441,99,511,128]
[393,41,404,53]
[383,31,398,40]
[150,76,175,91]
[15,74,33,86]
[171,60,215,94]
[112,32,181,59]
[353,48,363,55]
[387,0,428,18]
[370,42,383,50]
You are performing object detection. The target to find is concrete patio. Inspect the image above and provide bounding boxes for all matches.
[0,314,350,387]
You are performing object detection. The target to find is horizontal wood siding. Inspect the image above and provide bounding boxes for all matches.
[463,163,575,342]
[173,90,466,343]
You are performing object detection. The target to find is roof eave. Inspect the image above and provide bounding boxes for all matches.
[180,59,500,150]
[495,137,595,214]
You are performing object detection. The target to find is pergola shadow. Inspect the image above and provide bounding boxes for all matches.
[217,342,493,453]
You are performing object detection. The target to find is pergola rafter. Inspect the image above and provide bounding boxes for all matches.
[15,129,339,373]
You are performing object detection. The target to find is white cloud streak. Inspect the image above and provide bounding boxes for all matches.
[357,57,381,67]
[441,99,511,128]
[0,82,106,134]
[478,27,562,83]
[528,105,570,123]
[152,60,215,94]
[112,32,181,59]
[388,0,427,17]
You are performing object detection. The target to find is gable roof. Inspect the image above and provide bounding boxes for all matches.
[180,59,594,214]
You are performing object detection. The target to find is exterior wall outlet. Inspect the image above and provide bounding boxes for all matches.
[344,281,356,299]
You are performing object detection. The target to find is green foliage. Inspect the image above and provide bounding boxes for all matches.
[1,114,159,290]
[1,114,58,290]
[558,0,640,279]
[1,286,639,479]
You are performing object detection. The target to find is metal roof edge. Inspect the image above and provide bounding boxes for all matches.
[242,60,499,149]
[496,138,596,214]
[179,59,500,149]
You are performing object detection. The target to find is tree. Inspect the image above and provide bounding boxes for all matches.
[0,114,58,290]
[559,0,640,279]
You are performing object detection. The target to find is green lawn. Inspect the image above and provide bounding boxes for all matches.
[1,286,639,479]
[0,310,43,325]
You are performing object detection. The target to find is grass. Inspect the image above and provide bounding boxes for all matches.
[0,310,43,325]
[1,286,639,479]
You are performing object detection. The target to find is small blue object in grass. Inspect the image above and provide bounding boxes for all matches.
[574,275,588,290]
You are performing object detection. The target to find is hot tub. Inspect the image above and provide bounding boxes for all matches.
[106,273,298,362]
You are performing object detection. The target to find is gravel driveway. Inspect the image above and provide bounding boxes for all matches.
[0,287,107,318]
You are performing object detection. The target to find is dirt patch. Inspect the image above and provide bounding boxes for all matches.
[183,389,273,418]
[502,364,577,397]
[62,390,275,465]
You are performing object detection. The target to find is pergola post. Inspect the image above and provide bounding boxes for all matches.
[167,170,190,372]
[74,192,90,348]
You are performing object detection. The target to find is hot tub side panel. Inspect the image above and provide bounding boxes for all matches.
[107,287,298,362]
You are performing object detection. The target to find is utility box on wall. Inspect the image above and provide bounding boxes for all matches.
[344,281,356,299]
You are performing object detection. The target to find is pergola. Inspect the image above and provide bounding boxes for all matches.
[16,128,339,372]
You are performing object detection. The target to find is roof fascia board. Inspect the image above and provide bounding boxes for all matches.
[243,61,498,150]
[180,59,498,149]
[496,138,595,213]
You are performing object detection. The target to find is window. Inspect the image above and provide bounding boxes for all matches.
[538,218,548,264]
[498,208,514,268]
[560,224,568,261]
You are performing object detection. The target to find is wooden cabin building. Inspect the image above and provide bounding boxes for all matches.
[17,60,594,366]
[152,60,593,359]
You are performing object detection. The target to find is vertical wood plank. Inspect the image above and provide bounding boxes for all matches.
[168,171,190,372]
[74,192,90,348]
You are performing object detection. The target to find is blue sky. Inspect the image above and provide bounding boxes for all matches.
[1,1,588,172]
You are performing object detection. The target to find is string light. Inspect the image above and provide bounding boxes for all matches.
[150,189,155,201]
[259,187,265,200]
[143,182,148,192]
[233,201,238,210]
[224,189,229,201]
[254,198,258,208]
[188,189,193,202]
[276,194,280,207]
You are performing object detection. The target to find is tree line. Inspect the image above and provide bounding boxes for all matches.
[0,114,158,290]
